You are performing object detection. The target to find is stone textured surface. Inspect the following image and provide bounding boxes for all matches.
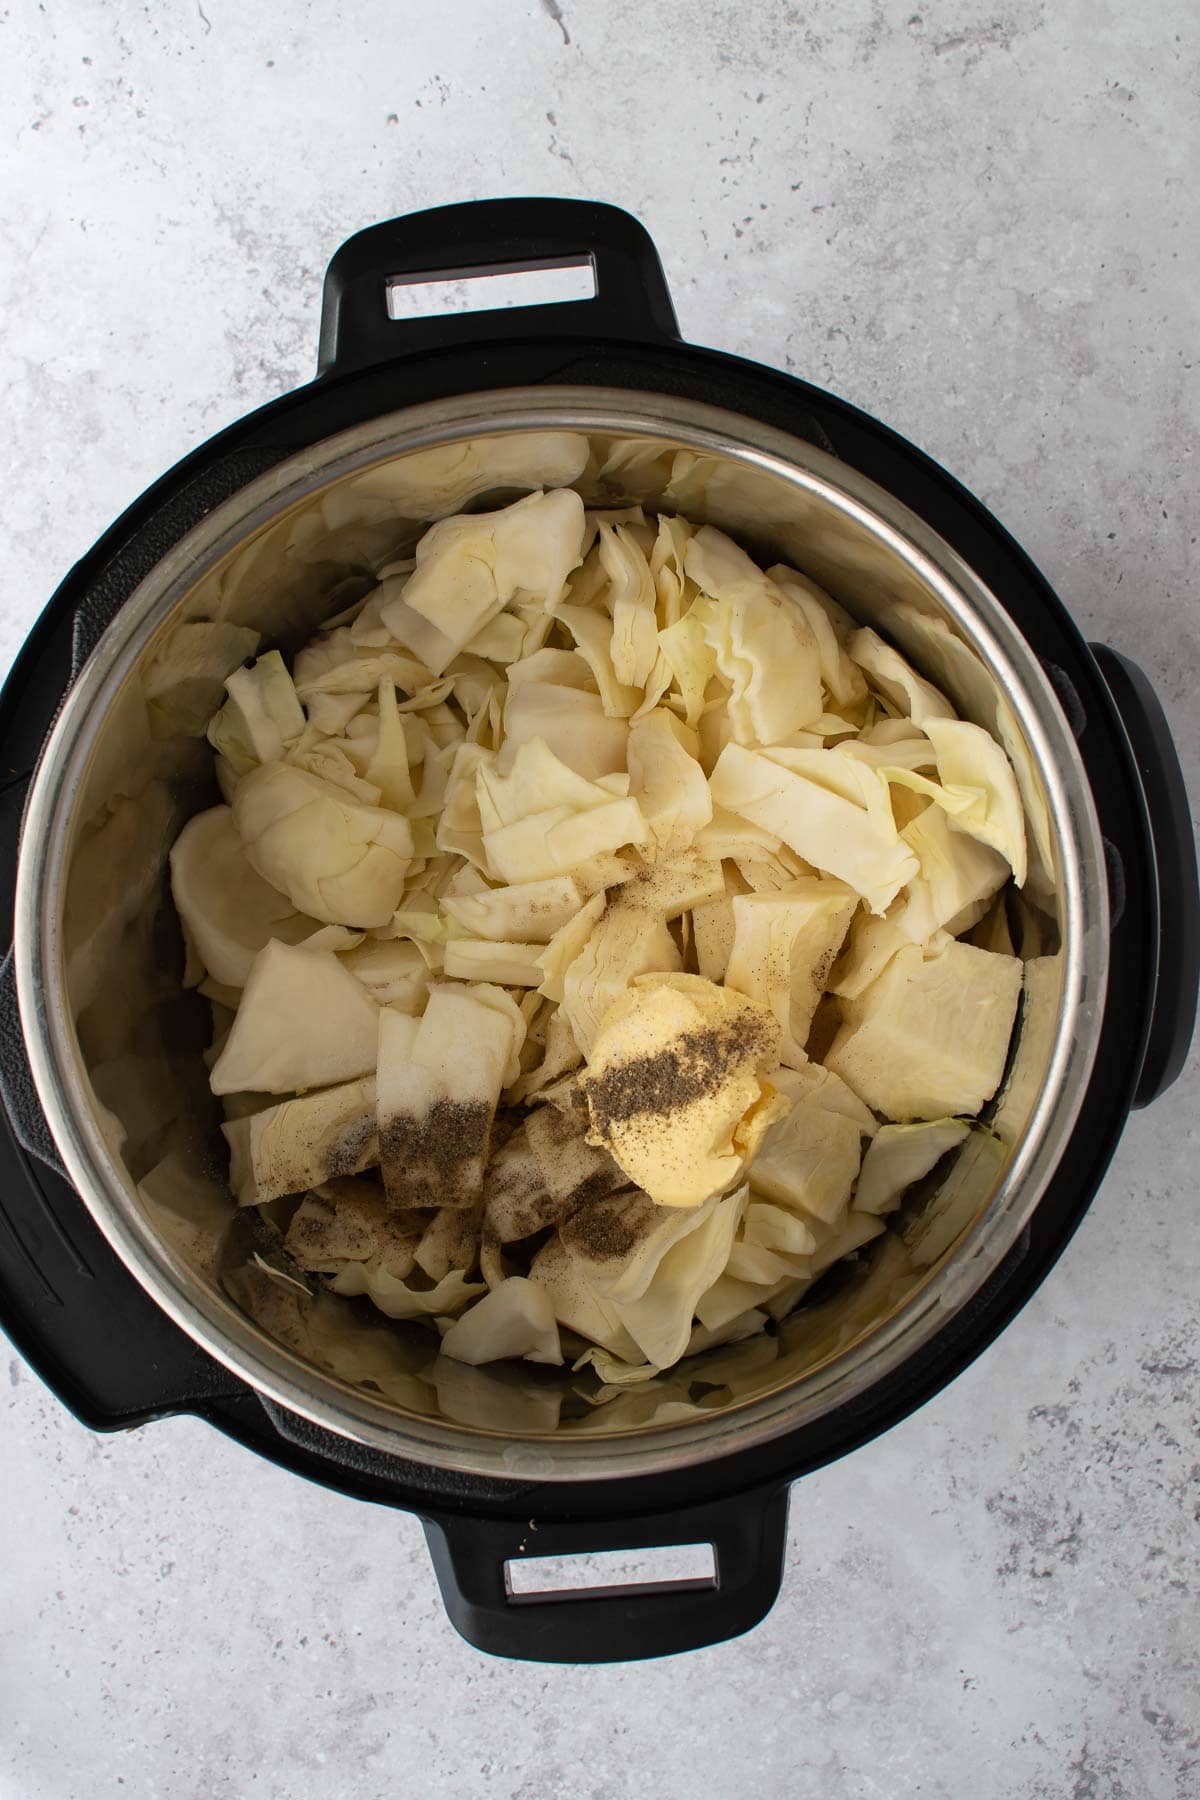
[1,2,1197,1796]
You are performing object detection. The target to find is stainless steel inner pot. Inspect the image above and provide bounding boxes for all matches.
[14,389,1107,1483]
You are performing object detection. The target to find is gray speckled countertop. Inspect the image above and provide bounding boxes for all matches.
[2,3,1197,1796]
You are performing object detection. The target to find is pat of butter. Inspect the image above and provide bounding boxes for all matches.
[581,973,790,1208]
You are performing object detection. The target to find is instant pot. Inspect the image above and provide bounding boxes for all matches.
[1,200,1195,1662]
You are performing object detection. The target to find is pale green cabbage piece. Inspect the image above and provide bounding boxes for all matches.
[505,646,594,691]
[768,566,867,711]
[685,527,823,742]
[724,878,858,1065]
[560,904,682,1058]
[609,1187,745,1368]
[826,938,1023,1120]
[894,801,1010,943]
[365,678,415,809]
[207,650,307,774]
[340,938,429,1010]
[384,489,586,673]
[232,761,414,927]
[828,908,913,999]
[169,804,316,988]
[466,612,529,664]
[922,718,1028,887]
[439,1277,563,1366]
[709,742,918,914]
[442,875,585,944]
[554,605,642,716]
[749,1066,869,1225]
[441,939,544,986]
[222,1076,379,1206]
[483,798,650,884]
[615,848,726,922]
[854,1118,972,1215]
[499,680,629,780]
[435,742,493,869]
[600,522,659,689]
[650,512,695,628]
[529,1233,644,1360]
[626,707,713,857]
[285,1177,423,1280]
[476,735,618,831]
[692,893,737,982]
[375,984,525,1210]
[657,603,717,726]
[848,626,956,725]
[209,940,379,1096]
[886,600,1055,897]
[559,1189,721,1308]
[330,1263,484,1320]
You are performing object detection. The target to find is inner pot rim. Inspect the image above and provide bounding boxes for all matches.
[14,387,1108,1485]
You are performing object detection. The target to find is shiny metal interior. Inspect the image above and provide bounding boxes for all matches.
[15,392,1108,1481]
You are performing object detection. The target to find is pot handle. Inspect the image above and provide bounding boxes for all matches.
[1090,644,1200,1105]
[421,1483,789,1663]
[317,198,681,376]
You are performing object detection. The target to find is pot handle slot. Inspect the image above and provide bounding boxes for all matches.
[1090,643,1199,1105]
[317,198,681,376]
[421,1484,789,1663]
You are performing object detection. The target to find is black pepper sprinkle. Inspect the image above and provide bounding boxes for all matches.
[581,1012,774,1141]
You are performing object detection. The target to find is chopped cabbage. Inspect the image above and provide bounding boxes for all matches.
[657,603,717,726]
[376,984,525,1210]
[848,626,956,725]
[709,742,918,914]
[440,1277,563,1366]
[500,680,629,779]
[600,522,660,689]
[724,879,858,1064]
[330,1263,484,1319]
[208,650,307,773]
[749,1069,868,1225]
[386,489,586,672]
[894,800,1010,942]
[536,892,607,1003]
[173,480,1033,1384]
[854,1118,971,1215]
[170,804,316,988]
[692,894,737,982]
[505,646,594,691]
[826,938,1022,1120]
[442,874,585,944]
[442,938,545,986]
[685,527,823,741]
[365,678,416,810]
[466,612,529,664]
[828,908,911,999]
[922,718,1028,887]
[232,762,414,927]
[483,797,650,884]
[555,603,642,716]
[209,940,380,1095]
[222,1076,379,1206]
[610,1187,745,1368]
[484,1095,626,1243]
[626,708,712,857]
[561,904,682,1058]
[768,567,867,710]
[285,1177,423,1279]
